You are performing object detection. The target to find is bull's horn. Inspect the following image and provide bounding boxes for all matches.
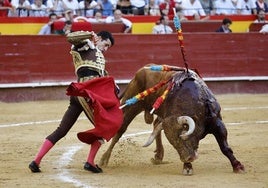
[143,123,163,147]
[177,116,195,137]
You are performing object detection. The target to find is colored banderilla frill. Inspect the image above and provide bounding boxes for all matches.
[173,8,189,72]
[150,81,174,114]
[119,64,183,111]
[144,64,185,72]
[119,79,169,109]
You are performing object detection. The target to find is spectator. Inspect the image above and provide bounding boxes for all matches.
[88,10,105,22]
[96,0,114,16]
[73,15,88,21]
[199,0,215,15]
[79,0,98,17]
[116,0,133,15]
[231,0,238,12]
[192,11,210,20]
[175,10,189,21]
[259,23,268,33]
[54,20,73,35]
[0,0,15,17]
[9,0,31,17]
[62,0,79,15]
[105,9,132,33]
[152,15,173,34]
[214,0,236,15]
[38,12,58,35]
[236,0,257,15]
[181,0,206,17]
[58,9,74,22]
[130,0,146,15]
[29,0,48,17]
[255,0,268,13]
[145,0,161,15]
[109,0,117,9]
[159,0,176,16]
[46,0,65,16]
[253,9,268,22]
[216,18,232,33]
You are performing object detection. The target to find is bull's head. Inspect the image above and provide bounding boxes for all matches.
[162,115,198,163]
[143,115,198,163]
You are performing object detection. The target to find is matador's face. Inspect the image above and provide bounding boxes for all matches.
[96,38,112,52]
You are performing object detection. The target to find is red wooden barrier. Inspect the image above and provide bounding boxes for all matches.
[169,21,222,32]
[91,23,126,33]
[52,21,92,32]
[0,33,267,84]
[0,33,267,101]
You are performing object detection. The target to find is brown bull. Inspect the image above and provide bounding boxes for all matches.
[100,65,245,175]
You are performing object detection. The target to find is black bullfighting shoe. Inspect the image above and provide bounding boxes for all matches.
[29,161,41,173]
[84,162,103,173]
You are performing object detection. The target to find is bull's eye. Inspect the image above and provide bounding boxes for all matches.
[179,123,189,138]
[183,123,188,130]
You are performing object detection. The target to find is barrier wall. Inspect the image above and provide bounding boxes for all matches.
[0,33,267,101]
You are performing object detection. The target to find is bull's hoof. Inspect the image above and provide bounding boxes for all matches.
[150,158,169,165]
[99,152,110,167]
[182,163,193,175]
[233,162,245,173]
[151,158,163,165]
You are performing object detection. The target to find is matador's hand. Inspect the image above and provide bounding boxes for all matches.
[91,32,99,45]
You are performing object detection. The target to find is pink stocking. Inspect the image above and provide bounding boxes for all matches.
[34,139,54,165]
[87,140,101,167]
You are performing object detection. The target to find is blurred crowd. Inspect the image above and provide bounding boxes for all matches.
[1,0,268,18]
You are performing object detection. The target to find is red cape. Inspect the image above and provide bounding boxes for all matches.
[66,76,123,144]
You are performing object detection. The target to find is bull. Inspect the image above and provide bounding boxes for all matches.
[100,65,245,175]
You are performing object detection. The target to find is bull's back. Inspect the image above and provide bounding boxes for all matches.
[121,67,174,103]
[163,71,219,117]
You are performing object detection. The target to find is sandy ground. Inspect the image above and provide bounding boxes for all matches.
[0,94,268,188]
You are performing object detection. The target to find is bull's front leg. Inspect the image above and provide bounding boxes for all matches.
[144,117,165,164]
[100,122,129,167]
[151,129,164,164]
[213,118,245,173]
[99,133,121,167]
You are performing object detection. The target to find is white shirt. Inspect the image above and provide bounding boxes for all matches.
[38,24,52,35]
[46,0,65,16]
[10,0,30,8]
[130,0,146,7]
[260,24,268,33]
[214,0,236,15]
[62,0,79,15]
[87,17,106,23]
[152,24,173,34]
[9,0,31,17]
[29,4,48,17]
[105,16,132,29]
[78,0,98,17]
[236,0,256,15]
[181,0,206,16]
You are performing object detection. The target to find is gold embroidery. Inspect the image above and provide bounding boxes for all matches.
[70,50,105,76]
